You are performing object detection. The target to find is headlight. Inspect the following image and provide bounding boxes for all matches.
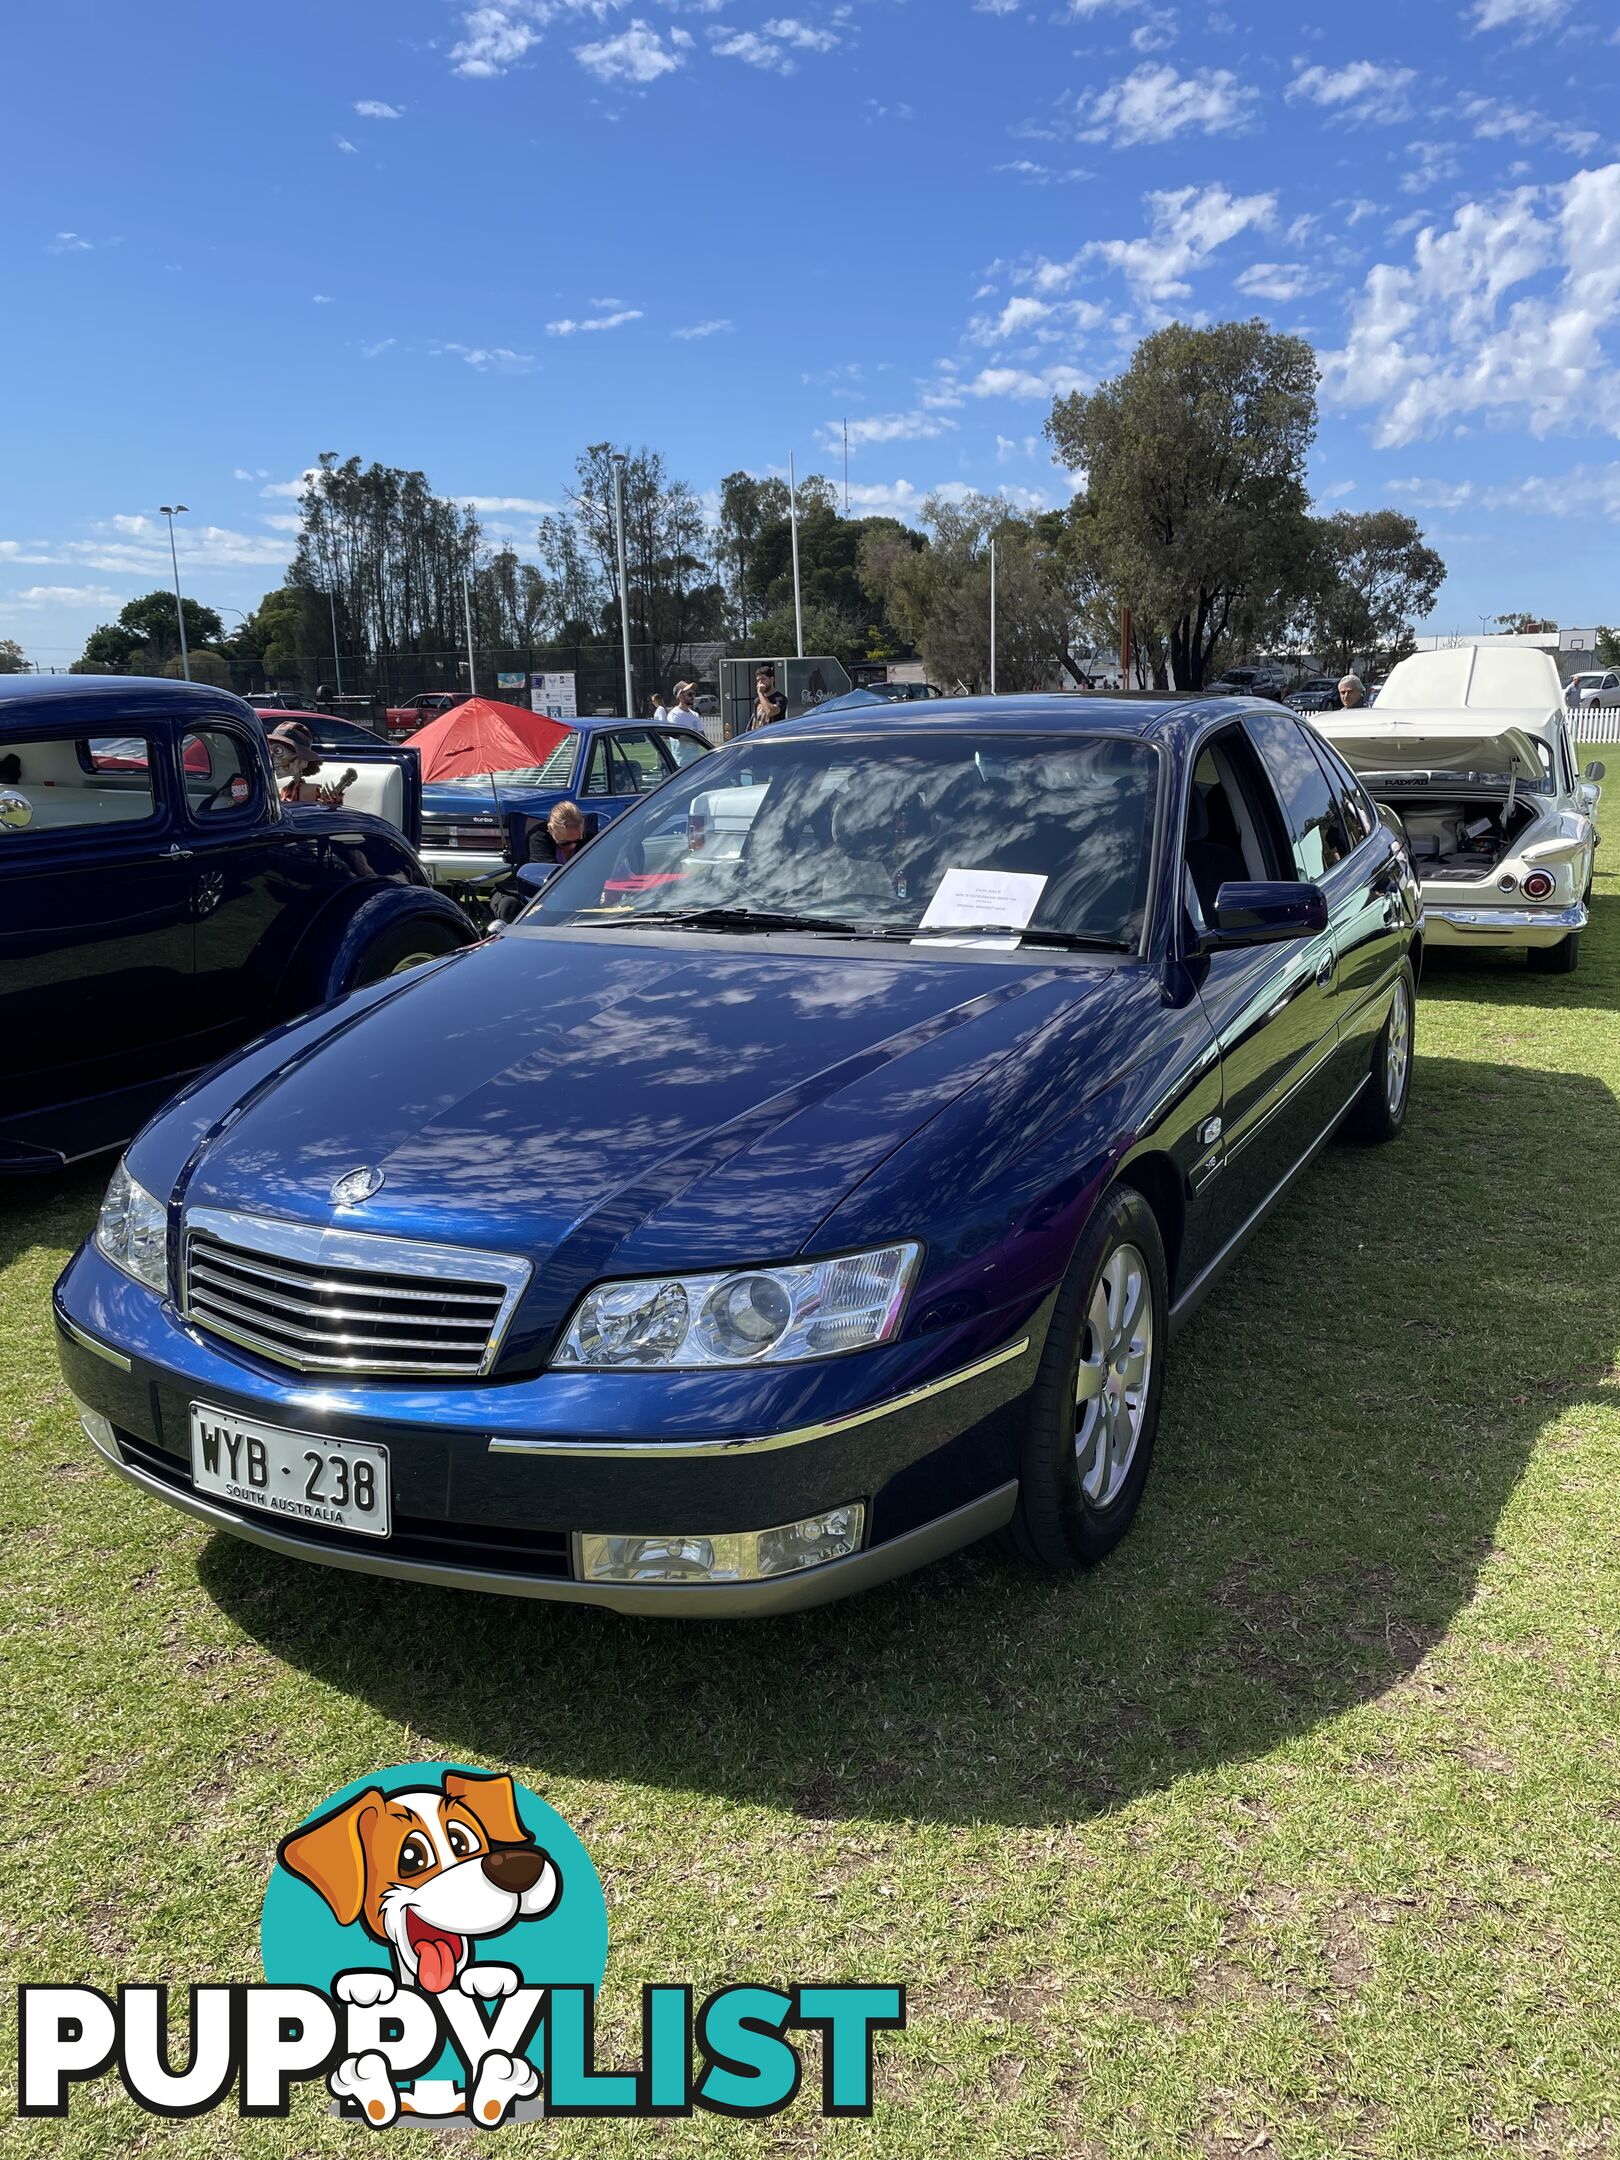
[554,1243,920,1370]
[94,1159,169,1296]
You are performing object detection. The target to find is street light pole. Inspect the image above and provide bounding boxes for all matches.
[159,505,190,681]
[788,453,804,660]
[612,453,635,717]
[462,571,478,698]
[989,539,997,696]
[327,586,344,697]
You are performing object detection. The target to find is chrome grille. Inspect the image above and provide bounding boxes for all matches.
[422,817,503,851]
[181,1209,531,1379]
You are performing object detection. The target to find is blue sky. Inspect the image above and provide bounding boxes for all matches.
[4,0,1618,665]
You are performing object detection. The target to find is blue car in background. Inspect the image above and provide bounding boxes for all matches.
[418,717,712,889]
[55,695,1420,1614]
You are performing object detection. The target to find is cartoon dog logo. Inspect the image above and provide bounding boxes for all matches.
[278,1768,561,2126]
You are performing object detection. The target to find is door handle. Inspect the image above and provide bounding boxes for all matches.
[166,843,194,861]
[1315,952,1335,987]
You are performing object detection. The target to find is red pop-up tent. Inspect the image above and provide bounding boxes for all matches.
[405,696,574,781]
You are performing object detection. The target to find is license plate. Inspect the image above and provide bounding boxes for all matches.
[189,1405,391,1539]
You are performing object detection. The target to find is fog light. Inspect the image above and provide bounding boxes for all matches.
[1522,869,1556,900]
[579,1503,865,1586]
[72,1395,116,1451]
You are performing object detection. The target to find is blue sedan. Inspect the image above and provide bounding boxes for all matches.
[55,696,1420,1614]
[417,717,712,889]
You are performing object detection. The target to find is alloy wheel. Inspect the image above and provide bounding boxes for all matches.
[1385,976,1411,1115]
[1074,1241,1153,1507]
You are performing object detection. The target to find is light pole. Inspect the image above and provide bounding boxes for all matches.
[159,505,190,681]
[462,571,478,698]
[788,453,804,660]
[989,538,998,695]
[612,453,635,717]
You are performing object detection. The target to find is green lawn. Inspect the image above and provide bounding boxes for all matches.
[4,760,1619,2158]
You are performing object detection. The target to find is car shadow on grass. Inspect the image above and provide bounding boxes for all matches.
[1417,891,1618,1013]
[201,1049,1620,1829]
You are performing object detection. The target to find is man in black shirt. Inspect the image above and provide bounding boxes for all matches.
[751,665,787,730]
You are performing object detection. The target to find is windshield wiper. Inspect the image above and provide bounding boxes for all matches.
[902,924,1130,951]
[567,906,883,937]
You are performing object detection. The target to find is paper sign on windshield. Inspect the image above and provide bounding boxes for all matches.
[916,868,1047,947]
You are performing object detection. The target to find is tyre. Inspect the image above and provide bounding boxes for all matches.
[349,914,469,987]
[1527,932,1579,975]
[1005,1183,1168,1571]
[1342,961,1414,1146]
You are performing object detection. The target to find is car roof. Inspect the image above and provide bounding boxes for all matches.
[769,691,1218,743]
[0,674,256,723]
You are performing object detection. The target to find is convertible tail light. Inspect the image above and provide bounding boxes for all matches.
[1522,870,1556,900]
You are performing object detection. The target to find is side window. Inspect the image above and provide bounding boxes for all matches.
[1244,710,1351,880]
[1183,728,1290,920]
[609,729,670,794]
[0,734,158,834]
[581,737,613,796]
[1305,730,1376,848]
[1557,726,1575,793]
[182,729,259,818]
[657,731,710,772]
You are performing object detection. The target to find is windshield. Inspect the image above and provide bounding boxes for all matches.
[522,728,1160,949]
[435,735,579,792]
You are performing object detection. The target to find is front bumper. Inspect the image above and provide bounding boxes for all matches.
[421,846,506,888]
[1423,899,1586,949]
[54,1244,1040,1615]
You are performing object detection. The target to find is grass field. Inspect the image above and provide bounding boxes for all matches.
[4,759,1619,2158]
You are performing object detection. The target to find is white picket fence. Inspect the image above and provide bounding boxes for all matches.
[1569,704,1620,746]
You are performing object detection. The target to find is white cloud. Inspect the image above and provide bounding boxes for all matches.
[709,27,794,71]
[1129,9,1177,51]
[334,135,358,153]
[1400,141,1462,196]
[672,317,733,337]
[1234,261,1320,303]
[460,495,558,513]
[577,22,684,83]
[48,232,93,253]
[360,336,396,358]
[1394,462,1620,515]
[261,472,319,499]
[451,7,543,78]
[1071,64,1255,147]
[437,342,537,370]
[1287,60,1415,115]
[1322,164,1620,447]
[1468,0,1567,30]
[110,514,154,536]
[262,513,303,532]
[1460,95,1599,155]
[353,99,404,118]
[11,584,128,609]
[232,468,270,481]
[762,16,840,51]
[1079,181,1278,302]
[312,293,333,304]
[962,363,1089,399]
[828,410,955,449]
[545,308,643,333]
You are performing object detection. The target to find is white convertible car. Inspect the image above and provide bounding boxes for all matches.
[1314,646,1603,974]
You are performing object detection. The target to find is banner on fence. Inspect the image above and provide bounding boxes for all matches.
[532,671,578,721]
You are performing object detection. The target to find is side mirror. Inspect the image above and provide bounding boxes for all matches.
[1204,880,1329,949]
[0,789,33,832]
[515,861,555,894]
[1583,759,1606,782]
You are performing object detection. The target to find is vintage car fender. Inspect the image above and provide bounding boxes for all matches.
[276,882,477,1013]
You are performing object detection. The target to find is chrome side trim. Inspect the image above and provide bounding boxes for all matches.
[89,1424,1019,1616]
[57,1313,132,1371]
[487,1334,1034,1458]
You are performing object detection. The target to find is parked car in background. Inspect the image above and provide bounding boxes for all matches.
[1288,676,1345,712]
[419,716,712,890]
[0,677,475,1173]
[1210,664,1288,698]
[1313,645,1602,974]
[56,693,1419,1613]
[1566,669,1620,711]
[384,690,466,741]
[244,691,306,714]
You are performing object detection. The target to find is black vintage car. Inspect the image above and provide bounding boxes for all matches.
[0,676,476,1173]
